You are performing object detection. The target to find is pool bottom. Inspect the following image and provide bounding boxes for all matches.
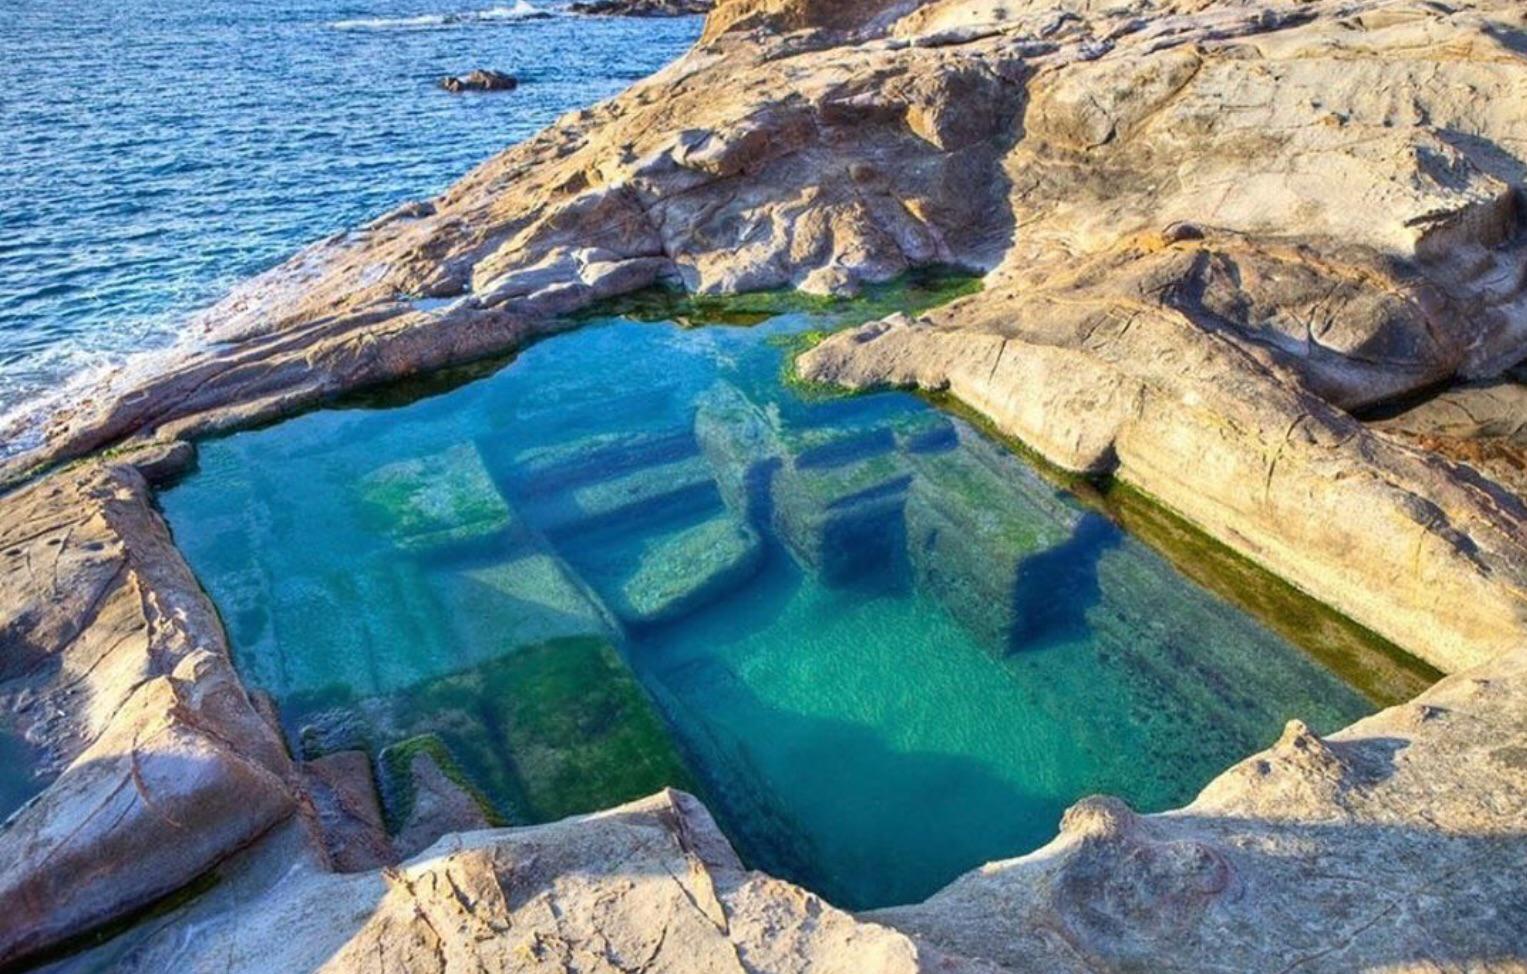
[160,314,1379,910]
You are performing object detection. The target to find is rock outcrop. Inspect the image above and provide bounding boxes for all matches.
[0,449,297,967]
[4,0,1527,967]
[571,0,713,16]
[439,69,518,93]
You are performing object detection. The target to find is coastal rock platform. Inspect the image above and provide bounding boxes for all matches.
[2,0,1526,968]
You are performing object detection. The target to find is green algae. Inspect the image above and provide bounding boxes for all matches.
[1100,482,1441,707]
[377,733,510,832]
[295,637,693,832]
[162,313,1384,912]
[356,443,515,552]
[581,264,983,331]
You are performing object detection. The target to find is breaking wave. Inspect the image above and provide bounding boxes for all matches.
[330,1,551,31]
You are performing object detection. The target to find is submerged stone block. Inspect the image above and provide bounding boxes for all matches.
[773,452,913,584]
[695,381,782,525]
[903,433,1077,649]
[385,638,694,827]
[521,453,721,538]
[599,515,765,626]
[494,427,699,497]
[356,443,514,553]
[426,550,612,666]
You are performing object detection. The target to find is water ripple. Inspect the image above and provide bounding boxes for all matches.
[0,0,699,426]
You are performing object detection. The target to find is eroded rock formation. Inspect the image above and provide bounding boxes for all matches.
[2,0,1527,967]
[0,448,296,966]
[3,0,1525,675]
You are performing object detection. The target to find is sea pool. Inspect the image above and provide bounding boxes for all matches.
[161,290,1388,909]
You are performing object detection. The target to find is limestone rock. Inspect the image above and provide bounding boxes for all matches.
[874,647,1527,973]
[48,789,995,973]
[300,750,394,872]
[387,745,495,860]
[1374,380,1527,495]
[42,647,1527,974]
[5,0,1524,680]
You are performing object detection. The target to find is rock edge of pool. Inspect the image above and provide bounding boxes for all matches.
[3,0,1527,970]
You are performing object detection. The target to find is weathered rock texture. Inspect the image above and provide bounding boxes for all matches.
[4,0,1527,967]
[4,0,1526,677]
[0,449,297,966]
[1377,378,1527,495]
[44,649,1527,973]
[48,789,996,974]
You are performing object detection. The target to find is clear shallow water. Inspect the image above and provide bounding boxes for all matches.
[0,0,698,427]
[160,304,1375,909]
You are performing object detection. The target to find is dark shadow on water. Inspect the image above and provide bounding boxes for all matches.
[1007,512,1122,654]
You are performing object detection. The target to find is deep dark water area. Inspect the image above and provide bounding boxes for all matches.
[160,281,1405,909]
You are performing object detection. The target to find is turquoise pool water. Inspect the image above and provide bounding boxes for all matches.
[160,308,1375,908]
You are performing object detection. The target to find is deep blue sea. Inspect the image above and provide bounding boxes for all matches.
[0,0,699,430]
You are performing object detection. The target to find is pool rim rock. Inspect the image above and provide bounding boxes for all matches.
[1,0,1526,967]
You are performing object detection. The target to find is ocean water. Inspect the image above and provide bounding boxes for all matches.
[159,298,1377,909]
[0,0,699,432]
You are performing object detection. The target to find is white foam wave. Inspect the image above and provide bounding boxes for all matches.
[330,1,551,31]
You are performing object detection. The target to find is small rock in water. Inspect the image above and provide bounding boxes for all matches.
[569,0,711,16]
[439,69,518,94]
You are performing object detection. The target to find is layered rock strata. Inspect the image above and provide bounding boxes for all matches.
[2,0,1527,967]
[0,449,297,966]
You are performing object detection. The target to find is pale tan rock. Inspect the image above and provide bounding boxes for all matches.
[5,0,1527,964]
[3,0,1524,680]
[0,461,296,968]
[41,648,1527,974]
[47,789,996,974]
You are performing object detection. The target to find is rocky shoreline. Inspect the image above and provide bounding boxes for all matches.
[2,0,1526,969]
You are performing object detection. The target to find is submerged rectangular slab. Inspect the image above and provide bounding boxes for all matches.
[357,443,515,553]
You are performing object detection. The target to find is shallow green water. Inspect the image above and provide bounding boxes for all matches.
[160,304,1376,909]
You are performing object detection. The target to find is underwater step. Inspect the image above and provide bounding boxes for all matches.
[300,637,694,832]
[571,513,766,627]
[356,443,515,554]
[491,427,700,497]
[518,453,723,540]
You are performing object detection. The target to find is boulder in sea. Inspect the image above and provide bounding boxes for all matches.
[570,0,711,15]
[438,69,518,94]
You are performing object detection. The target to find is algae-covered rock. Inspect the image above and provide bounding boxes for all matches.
[695,381,783,524]
[772,450,913,583]
[903,430,1076,648]
[377,735,503,858]
[356,443,513,552]
[389,638,694,825]
[601,515,764,625]
[497,427,698,496]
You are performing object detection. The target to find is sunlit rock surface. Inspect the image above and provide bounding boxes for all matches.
[3,0,1527,966]
[0,452,296,967]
